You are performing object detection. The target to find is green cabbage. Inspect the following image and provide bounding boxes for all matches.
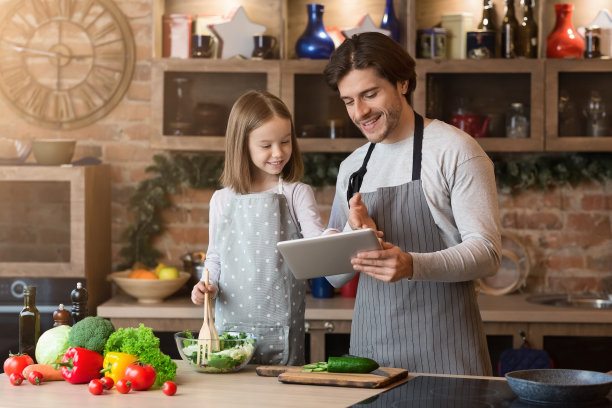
[35,325,71,365]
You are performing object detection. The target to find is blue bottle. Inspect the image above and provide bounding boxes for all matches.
[380,0,401,42]
[295,4,335,59]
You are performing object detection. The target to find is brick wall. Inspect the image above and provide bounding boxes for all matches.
[1,0,610,295]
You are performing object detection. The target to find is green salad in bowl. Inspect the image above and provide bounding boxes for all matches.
[175,331,257,373]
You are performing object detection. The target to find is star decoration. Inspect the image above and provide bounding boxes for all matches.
[342,14,391,39]
[209,6,266,59]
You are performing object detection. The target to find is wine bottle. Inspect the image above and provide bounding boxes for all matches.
[501,0,519,58]
[478,0,497,32]
[518,0,538,58]
[19,286,40,361]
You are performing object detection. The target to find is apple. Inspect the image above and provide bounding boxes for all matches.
[158,266,179,280]
[154,263,166,277]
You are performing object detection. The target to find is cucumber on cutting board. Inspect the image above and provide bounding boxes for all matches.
[302,356,379,373]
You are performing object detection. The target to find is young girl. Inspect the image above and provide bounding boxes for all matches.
[191,90,324,365]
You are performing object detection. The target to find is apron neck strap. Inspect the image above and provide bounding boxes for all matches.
[346,111,425,205]
[411,112,424,181]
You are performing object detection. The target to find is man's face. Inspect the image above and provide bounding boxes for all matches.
[337,67,408,144]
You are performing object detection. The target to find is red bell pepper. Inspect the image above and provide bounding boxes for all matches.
[57,347,104,384]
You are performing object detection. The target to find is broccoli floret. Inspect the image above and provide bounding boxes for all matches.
[68,316,115,354]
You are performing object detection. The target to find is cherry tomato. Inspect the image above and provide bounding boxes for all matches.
[3,354,34,376]
[162,381,177,396]
[27,370,43,385]
[115,378,131,394]
[9,372,24,386]
[100,376,114,390]
[88,379,104,395]
[124,363,156,391]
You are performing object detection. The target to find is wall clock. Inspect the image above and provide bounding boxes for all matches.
[0,0,135,130]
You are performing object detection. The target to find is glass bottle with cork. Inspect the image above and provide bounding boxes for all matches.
[71,282,88,325]
[501,0,519,58]
[518,0,538,58]
[478,0,498,57]
[19,286,40,361]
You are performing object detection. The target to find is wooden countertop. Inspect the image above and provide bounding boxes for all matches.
[98,293,612,324]
[0,360,402,408]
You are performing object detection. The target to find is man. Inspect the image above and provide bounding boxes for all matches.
[323,32,502,376]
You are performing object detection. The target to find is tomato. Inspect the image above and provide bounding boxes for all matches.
[3,354,34,376]
[27,370,43,385]
[9,372,24,386]
[123,363,156,391]
[162,381,177,396]
[100,376,114,390]
[115,378,131,394]
[88,379,104,395]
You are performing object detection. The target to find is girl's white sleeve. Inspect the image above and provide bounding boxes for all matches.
[204,190,223,287]
[292,183,325,238]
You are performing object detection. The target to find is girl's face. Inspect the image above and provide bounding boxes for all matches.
[248,115,293,188]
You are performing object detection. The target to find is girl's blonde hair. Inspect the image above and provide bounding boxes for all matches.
[221,90,303,194]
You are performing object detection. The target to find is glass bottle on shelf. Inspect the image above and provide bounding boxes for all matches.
[167,77,193,136]
[19,286,40,361]
[584,26,602,59]
[501,0,518,58]
[558,89,580,137]
[478,0,497,32]
[478,0,498,57]
[506,102,529,138]
[583,91,610,137]
[380,0,400,42]
[518,0,538,58]
[295,4,335,59]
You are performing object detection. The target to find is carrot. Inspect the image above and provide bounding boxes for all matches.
[22,364,64,381]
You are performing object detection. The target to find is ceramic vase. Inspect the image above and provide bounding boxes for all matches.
[295,4,335,59]
[546,3,584,58]
[380,0,400,42]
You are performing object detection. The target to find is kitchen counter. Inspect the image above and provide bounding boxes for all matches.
[1,360,402,407]
[98,293,612,361]
[1,360,515,408]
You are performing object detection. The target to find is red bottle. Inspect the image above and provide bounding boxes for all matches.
[546,4,584,58]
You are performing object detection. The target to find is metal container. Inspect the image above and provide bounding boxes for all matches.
[467,30,496,59]
[417,28,447,59]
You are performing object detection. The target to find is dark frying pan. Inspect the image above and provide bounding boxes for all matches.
[506,369,612,405]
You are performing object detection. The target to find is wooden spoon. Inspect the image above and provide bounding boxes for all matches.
[196,268,214,365]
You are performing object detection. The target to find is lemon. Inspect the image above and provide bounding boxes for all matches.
[158,266,180,280]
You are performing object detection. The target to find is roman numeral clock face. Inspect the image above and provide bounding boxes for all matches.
[0,0,135,129]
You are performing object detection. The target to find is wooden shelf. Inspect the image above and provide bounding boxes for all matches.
[150,0,612,153]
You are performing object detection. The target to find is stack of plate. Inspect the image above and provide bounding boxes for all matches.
[479,232,530,296]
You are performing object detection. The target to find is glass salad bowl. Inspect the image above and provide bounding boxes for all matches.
[174,331,257,373]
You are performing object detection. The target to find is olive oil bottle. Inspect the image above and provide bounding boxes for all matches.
[19,286,40,361]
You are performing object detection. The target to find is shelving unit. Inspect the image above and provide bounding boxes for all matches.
[150,0,612,153]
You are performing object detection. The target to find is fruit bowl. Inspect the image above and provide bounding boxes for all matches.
[109,270,190,303]
[175,331,258,373]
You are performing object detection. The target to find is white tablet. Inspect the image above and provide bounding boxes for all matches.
[277,229,382,280]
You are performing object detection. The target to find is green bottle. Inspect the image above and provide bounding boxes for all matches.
[19,286,40,361]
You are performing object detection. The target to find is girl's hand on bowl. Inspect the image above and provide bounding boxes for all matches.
[191,281,218,305]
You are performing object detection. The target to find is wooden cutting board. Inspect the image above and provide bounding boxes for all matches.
[256,365,408,388]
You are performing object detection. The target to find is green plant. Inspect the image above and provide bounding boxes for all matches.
[119,152,612,269]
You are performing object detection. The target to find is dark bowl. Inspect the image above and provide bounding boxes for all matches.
[506,369,612,405]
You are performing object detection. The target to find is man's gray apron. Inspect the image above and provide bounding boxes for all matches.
[348,113,491,375]
[214,180,305,365]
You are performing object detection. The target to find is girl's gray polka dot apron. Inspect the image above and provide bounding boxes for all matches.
[214,179,305,365]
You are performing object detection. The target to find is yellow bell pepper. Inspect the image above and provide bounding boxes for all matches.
[101,352,138,382]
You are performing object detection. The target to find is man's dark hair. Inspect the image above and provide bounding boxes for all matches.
[323,32,416,103]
